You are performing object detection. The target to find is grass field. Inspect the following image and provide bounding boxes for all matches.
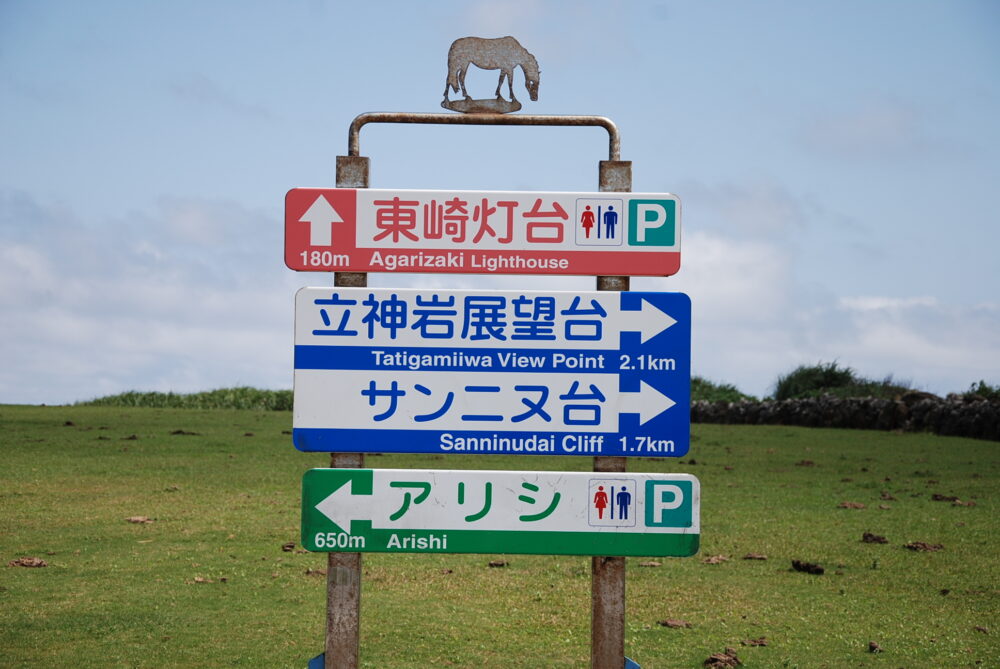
[1,405,996,668]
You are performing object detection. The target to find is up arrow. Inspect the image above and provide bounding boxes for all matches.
[622,380,677,425]
[314,475,372,533]
[299,194,343,247]
[619,297,678,344]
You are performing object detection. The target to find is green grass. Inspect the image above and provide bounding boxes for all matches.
[1,405,997,667]
[76,387,293,411]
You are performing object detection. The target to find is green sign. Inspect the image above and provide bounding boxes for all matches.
[628,199,677,247]
[302,468,700,557]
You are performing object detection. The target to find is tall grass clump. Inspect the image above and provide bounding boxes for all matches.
[773,361,855,400]
[964,380,1000,401]
[78,387,292,411]
[691,376,755,402]
[772,362,911,400]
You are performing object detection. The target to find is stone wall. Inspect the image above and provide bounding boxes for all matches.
[691,391,1000,441]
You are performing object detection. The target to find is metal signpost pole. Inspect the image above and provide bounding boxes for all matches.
[593,159,632,668]
[292,107,681,666]
[325,155,370,669]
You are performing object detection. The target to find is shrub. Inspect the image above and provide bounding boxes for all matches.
[772,362,915,400]
[773,361,856,400]
[691,376,755,402]
[964,380,1000,402]
[815,374,912,400]
[78,387,293,411]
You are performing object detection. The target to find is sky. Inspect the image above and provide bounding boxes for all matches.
[1,0,998,405]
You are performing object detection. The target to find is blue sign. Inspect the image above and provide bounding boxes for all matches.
[293,288,690,457]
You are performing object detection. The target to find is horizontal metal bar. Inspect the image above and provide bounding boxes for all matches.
[347,112,620,162]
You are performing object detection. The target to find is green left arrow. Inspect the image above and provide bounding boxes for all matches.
[301,469,373,535]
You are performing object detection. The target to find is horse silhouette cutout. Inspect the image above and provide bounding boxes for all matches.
[442,36,540,114]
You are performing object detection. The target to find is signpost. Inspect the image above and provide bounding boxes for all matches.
[293,287,691,457]
[282,52,696,665]
[302,469,700,557]
[285,188,681,276]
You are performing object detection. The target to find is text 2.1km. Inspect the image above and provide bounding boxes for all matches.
[619,354,677,371]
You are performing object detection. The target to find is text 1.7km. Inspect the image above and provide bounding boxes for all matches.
[619,436,676,453]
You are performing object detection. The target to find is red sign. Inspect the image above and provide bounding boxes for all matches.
[285,188,681,276]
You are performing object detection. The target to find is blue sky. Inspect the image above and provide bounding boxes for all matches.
[2,0,998,404]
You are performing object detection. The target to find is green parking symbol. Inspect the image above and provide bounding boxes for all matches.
[628,199,677,247]
[644,480,692,528]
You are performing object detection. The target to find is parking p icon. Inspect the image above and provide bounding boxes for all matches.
[628,199,677,247]
[644,479,692,528]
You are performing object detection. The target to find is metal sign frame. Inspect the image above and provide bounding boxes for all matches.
[301,111,685,669]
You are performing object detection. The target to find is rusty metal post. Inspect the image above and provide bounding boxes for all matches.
[348,112,621,162]
[323,155,371,669]
[591,158,632,669]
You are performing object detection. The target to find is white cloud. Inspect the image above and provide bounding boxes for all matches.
[634,230,798,396]
[662,231,793,323]
[679,180,811,238]
[2,187,997,405]
[838,295,938,311]
[831,297,1000,391]
[0,190,295,404]
[636,230,1000,398]
[0,243,56,299]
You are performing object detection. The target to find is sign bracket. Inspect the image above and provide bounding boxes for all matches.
[346,112,622,162]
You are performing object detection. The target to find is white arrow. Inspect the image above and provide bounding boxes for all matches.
[622,380,677,425]
[617,297,678,344]
[315,477,371,532]
[299,194,343,247]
